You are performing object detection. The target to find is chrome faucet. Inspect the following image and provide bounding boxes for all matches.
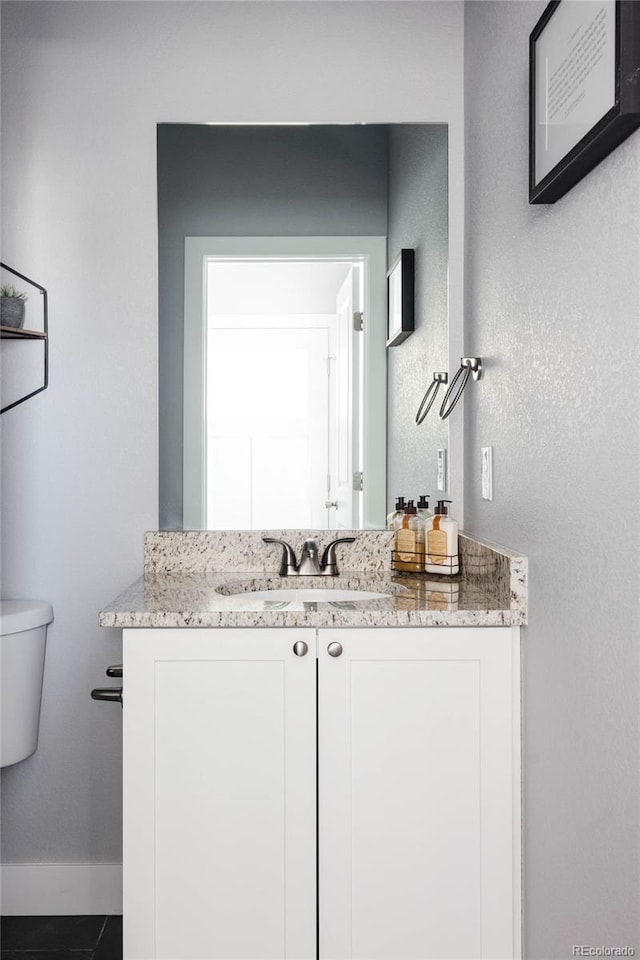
[297,538,322,575]
[263,536,356,576]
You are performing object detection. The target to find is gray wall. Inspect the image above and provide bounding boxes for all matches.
[158,124,389,528]
[464,2,640,955]
[387,125,449,511]
[0,0,464,898]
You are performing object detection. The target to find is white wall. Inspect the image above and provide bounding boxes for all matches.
[464,2,640,955]
[0,0,464,911]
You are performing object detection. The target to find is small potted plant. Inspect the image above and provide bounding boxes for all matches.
[1,284,28,328]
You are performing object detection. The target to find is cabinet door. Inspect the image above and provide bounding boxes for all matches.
[123,628,317,960]
[318,627,520,960]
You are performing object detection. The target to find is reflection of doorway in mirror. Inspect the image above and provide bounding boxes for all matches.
[332,264,363,530]
[204,259,364,530]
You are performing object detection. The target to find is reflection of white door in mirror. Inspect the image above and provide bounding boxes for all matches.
[183,237,387,530]
[207,326,330,529]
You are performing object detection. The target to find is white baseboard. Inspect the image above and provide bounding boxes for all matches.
[0,862,122,915]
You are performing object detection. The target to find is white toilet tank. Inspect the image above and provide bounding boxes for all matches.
[0,599,53,767]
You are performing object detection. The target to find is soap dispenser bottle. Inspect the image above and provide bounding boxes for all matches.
[425,499,459,576]
[416,495,433,521]
[387,496,407,530]
[394,501,425,572]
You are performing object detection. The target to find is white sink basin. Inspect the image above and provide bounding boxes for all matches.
[229,588,390,603]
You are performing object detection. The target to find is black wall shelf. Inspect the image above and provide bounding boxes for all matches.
[1,325,47,340]
[0,262,49,414]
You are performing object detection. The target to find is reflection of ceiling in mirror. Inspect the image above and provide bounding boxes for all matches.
[207,260,352,315]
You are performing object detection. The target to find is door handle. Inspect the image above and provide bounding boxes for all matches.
[327,641,343,658]
[325,500,338,510]
[293,641,309,657]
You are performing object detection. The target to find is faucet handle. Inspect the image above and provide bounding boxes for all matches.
[262,538,298,576]
[320,537,356,576]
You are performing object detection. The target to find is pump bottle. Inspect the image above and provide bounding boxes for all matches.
[394,501,425,573]
[387,497,407,530]
[416,495,433,521]
[424,499,459,576]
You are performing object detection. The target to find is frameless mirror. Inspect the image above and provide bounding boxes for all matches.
[158,124,449,531]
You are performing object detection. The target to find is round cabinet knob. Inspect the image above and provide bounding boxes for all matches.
[293,641,309,657]
[327,641,343,658]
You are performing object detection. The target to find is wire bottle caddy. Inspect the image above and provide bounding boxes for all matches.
[391,498,460,578]
[391,546,462,579]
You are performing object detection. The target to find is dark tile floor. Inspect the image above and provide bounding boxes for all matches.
[0,916,122,960]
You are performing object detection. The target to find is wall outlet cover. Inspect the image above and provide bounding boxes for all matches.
[437,448,447,492]
[481,445,493,501]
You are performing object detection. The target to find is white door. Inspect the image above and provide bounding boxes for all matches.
[123,628,317,960]
[318,627,520,960]
[207,327,330,529]
[329,267,362,529]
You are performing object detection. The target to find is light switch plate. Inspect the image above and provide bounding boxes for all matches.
[481,446,493,501]
[437,448,447,492]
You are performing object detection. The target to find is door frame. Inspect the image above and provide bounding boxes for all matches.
[183,236,387,530]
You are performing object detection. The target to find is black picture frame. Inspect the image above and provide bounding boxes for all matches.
[386,248,414,347]
[529,0,640,204]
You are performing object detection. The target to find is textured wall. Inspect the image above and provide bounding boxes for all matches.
[0,0,463,877]
[387,125,449,513]
[464,2,640,955]
[158,124,389,529]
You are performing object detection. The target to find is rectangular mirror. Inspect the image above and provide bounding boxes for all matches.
[158,123,450,530]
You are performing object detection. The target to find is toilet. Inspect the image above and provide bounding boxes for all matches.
[0,599,53,767]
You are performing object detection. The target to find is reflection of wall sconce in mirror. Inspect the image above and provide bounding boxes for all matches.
[415,371,448,425]
[386,248,414,347]
[439,357,483,420]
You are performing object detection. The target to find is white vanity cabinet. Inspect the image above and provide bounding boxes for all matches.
[123,626,521,960]
[123,628,317,960]
[318,627,521,960]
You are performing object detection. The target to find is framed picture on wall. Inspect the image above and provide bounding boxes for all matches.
[386,248,414,347]
[529,0,640,204]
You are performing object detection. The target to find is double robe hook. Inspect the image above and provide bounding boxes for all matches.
[415,372,448,425]
[415,358,483,424]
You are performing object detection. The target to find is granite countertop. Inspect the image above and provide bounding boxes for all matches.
[99,531,527,629]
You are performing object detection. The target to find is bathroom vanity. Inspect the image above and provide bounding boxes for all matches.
[99,530,527,960]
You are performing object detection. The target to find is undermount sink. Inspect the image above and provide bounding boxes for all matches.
[226,588,391,603]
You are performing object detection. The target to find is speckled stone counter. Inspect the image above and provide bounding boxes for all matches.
[99,530,527,629]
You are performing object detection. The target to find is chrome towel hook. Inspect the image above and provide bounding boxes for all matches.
[439,357,483,420]
[415,372,448,425]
